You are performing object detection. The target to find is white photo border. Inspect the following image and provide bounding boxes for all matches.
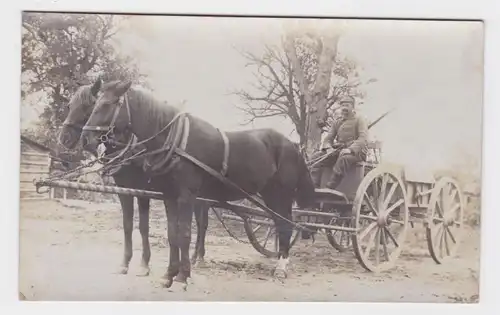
[2,0,498,314]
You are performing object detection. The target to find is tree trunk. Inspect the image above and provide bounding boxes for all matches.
[306,35,339,153]
[284,32,340,155]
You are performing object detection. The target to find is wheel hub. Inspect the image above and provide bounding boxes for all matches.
[444,216,455,227]
[377,211,388,226]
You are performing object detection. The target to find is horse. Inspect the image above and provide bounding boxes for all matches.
[80,79,316,290]
[58,79,211,277]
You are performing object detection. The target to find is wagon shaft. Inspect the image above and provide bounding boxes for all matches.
[33,179,268,218]
[35,179,165,199]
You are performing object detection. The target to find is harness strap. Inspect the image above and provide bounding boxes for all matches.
[143,113,190,176]
[101,134,138,176]
[124,94,132,130]
[108,94,126,132]
[134,111,187,147]
[173,147,315,233]
[157,115,191,176]
[102,133,137,165]
[180,116,190,151]
[218,128,230,177]
[141,114,230,179]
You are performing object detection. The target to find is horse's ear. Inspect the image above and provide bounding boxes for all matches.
[115,80,132,96]
[90,77,102,97]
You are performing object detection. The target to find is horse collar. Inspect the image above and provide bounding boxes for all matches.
[141,112,193,176]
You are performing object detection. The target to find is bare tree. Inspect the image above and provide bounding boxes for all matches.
[233,26,375,155]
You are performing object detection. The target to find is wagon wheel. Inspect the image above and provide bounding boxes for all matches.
[243,214,301,258]
[211,208,244,239]
[352,166,409,272]
[325,217,352,252]
[425,177,464,264]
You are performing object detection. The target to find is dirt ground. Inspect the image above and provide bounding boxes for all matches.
[18,198,480,302]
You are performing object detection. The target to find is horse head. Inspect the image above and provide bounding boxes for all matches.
[81,80,133,156]
[58,78,102,150]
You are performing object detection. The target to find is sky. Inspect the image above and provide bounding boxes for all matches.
[21,16,484,176]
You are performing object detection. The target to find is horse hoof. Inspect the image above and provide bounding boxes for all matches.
[174,274,189,291]
[136,266,150,277]
[181,282,188,291]
[118,266,128,275]
[273,257,289,280]
[160,277,173,288]
[273,269,287,280]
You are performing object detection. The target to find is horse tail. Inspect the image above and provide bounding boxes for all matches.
[266,129,315,208]
[293,146,316,208]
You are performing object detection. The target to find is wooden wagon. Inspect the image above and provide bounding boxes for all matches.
[33,140,464,273]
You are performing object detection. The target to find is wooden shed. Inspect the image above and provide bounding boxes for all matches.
[20,135,52,200]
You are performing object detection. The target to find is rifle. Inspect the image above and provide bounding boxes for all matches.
[307,145,344,168]
[368,107,394,129]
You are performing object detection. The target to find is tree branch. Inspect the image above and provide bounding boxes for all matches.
[233,31,371,149]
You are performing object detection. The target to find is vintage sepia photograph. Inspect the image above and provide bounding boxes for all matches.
[19,12,483,302]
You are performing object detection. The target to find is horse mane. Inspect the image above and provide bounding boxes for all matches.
[69,84,95,106]
[102,80,179,133]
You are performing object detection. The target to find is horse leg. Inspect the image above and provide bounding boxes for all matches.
[191,203,208,268]
[160,199,180,288]
[137,197,151,277]
[118,195,134,275]
[274,202,294,279]
[262,189,294,279]
[191,204,200,265]
[174,194,196,290]
[197,205,209,265]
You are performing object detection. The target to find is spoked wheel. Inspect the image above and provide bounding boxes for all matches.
[326,217,352,252]
[317,196,352,253]
[243,214,301,258]
[211,207,248,238]
[426,177,464,264]
[352,166,409,272]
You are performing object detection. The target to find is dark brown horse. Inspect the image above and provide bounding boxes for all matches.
[81,80,316,290]
[58,79,211,277]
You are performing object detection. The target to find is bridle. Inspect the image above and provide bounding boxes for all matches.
[80,93,140,170]
[62,121,86,132]
[82,93,133,147]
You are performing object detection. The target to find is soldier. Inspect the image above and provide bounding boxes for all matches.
[310,95,369,190]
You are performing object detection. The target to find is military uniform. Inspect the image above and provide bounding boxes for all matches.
[310,110,369,189]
